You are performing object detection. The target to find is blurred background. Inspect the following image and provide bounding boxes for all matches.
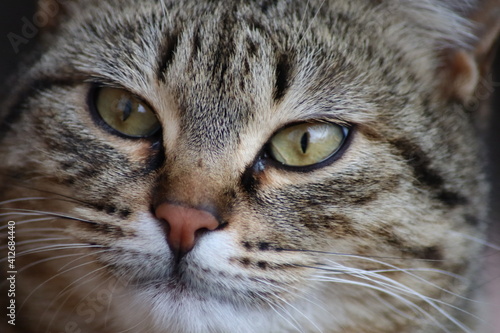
[0,0,499,329]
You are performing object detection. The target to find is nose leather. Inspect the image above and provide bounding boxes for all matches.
[155,203,219,255]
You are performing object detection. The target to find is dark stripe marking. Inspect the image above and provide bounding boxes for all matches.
[304,213,358,236]
[246,37,259,57]
[85,222,126,238]
[419,245,443,261]
[259,242,270,251]
[157,30,180,82]
[464,214,480,226]
[390,138,468,207]
[374,226,443,261]
[190,25,201,60]
[273,53,292,102]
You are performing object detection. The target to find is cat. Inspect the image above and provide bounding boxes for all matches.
[1,0,499,332]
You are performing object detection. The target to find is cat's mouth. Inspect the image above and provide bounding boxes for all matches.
[133,268,263,307]
[118,251,279,308]
[99,224,287,306]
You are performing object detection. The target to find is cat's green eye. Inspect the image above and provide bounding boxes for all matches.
[95,87,161,137]
[269,122,347,167]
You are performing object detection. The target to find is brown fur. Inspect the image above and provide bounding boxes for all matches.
[1,0,499,332]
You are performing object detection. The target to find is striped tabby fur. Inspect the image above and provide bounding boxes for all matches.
[1,0,499,332]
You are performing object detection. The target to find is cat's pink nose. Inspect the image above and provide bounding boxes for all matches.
[155,203,219,255]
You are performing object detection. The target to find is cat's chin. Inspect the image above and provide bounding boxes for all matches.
[117,272,348,333]
[116,264,278,333]
[130,269,253,306]
[119,280,323,333]
[120,289,270,333]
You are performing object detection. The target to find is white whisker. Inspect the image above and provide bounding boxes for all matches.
[57,248,111,272]
[255,277,324,332]
[20,261,108,313]
[1,237,73,248]
[298,0,326,46]
[6,227,67,234]
[44,265,110,331]
[0,217,56,230]
[0,197,48,206]
[266,296,305,333]
[15,243,104,257]
[310,274,453,333]
[449,230,500,251]
[16,252,88,273]
[310,259,474,333]
[0,208,97,225]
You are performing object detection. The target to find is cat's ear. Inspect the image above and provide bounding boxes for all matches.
[36,0,72,32]
[440,0,500,105]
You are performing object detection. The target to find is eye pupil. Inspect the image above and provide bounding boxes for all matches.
[300,132,309,154]
[119,99,133,122]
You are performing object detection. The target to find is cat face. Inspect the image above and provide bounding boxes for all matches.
[0,0,498,332]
